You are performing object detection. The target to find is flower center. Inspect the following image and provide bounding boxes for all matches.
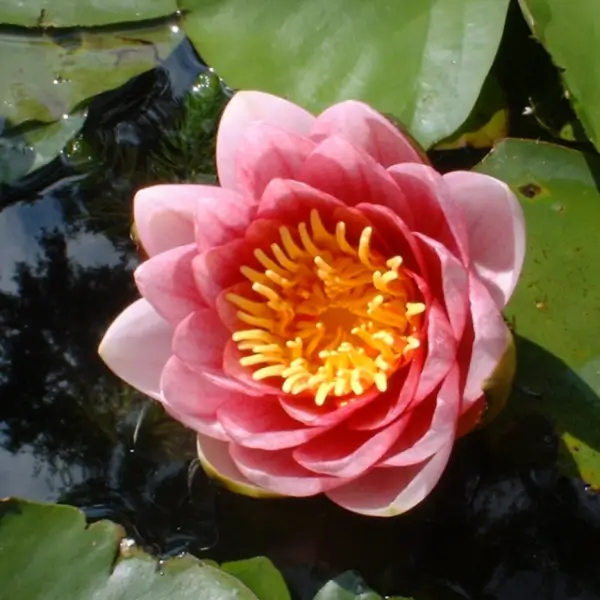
[226,210,425,407]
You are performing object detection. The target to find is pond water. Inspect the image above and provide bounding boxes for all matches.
[1,28,600,600]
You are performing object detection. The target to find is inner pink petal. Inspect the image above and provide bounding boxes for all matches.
[413,233,469,341]
[388,163,469,264]
[293,416,410,478]
[299,136,414,227]
[192,239,247,307]
[380,362,460,467]
[172,309,230,372]
[194,187,256,253]
[413,299,458,402]
[217,395,331,450]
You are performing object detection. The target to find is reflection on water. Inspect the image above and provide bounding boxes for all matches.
[0,39,600,600]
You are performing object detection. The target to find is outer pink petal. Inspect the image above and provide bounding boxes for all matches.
[387,164,469,263]
[192,239,247,307]
[172,309,230,372]
[134,185,199,257]
[98,299,172,400]
[217,90,315,191]
[229,445,348,497]
[197,435,279,498]
[135,244,204,325]
[311,100,426,167]
[217,395,330,450]
[300,136,414,227]
[194,187,255,253]
[236,122,316,199]
[414,233,469,341]
[380,363,459,467]
[326,439,454,517]
[462,275,512,410]
[293,416,410,478]
[443,171,525,308]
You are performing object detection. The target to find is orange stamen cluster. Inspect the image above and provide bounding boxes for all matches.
[226,210,425,407]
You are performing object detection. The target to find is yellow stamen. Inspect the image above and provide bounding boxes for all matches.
[228,209,426,406]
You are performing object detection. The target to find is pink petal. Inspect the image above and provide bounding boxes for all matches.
[134,244,204,325]
[160,355,250,442]
[222,340,285,396]
[311,100,426,167]
[462,275,512,410]
[229,445,347,497]
[217,395,330,450]
[388,164,469,263]
[414,233,469,340]
[98,299,172,400]
[299,136,414,227]
[293,416,410,478]
[194,187,255,253]
[347,352,424,431]
[257,178,346,224]
[380,363,459,467]
[133,185,200,257]
[326,439,454,517]
[236,122,316,199]
[217,91,315,191]
[443,171,525,308]
[278,385,380,427]
[197,435,280,498]
[172,309,230,372]
[192,239,247,307]
[414,299,458,401]
[356,203,425,276]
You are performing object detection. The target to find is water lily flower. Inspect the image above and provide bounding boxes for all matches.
[99,91,525,517]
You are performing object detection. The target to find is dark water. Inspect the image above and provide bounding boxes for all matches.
[2,13,600,600]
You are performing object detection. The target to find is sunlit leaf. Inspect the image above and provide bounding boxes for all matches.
[182,0,510,148]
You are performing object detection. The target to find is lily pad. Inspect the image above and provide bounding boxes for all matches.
[0,114,86,185]
[0,23,183,129]
[0,498,262,599]
[475,139,600,486]
[519,0,600,151]
[0,0,177,28]
[182,0,510,148]
[314,572,412,600]
[222,557,292,600]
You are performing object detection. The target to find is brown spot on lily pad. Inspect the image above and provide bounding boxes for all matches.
[518,182,543,198]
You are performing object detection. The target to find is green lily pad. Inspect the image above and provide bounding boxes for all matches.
[0,0,177,27]
[475,139,600,487]
[222,557,292,600]
[314,572,413,600]
[0,114,86,185]
[0,23,183,129]
[519,0,600,151]
[182,0,510,148]
[0,498,262,599]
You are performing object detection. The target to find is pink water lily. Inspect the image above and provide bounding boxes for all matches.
[99,91,525,517]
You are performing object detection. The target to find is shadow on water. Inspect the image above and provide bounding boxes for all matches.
[1,18,600,600]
